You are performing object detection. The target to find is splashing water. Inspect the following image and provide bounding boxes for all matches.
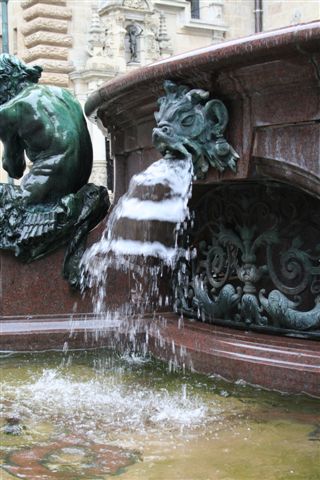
[1,356,218,448]
[81,154,193,315]
[2,351,320,480]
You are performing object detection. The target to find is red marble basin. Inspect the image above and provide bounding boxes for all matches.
[85,22,320,201]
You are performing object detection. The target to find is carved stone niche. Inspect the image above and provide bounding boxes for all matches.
[125,23,143,64]
[174,181,320,338]
[99,0,160,68]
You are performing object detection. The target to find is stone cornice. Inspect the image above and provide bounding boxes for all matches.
[70,69,118,82]
[180,21,227,33]
[153,0,189,10]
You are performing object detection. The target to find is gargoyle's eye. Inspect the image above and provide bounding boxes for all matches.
[181,115,194,127]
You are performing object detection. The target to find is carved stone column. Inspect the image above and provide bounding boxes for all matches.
[156,11,173,59]
[70,7,113,192]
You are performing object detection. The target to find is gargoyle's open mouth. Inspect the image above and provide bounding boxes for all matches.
[152,129,192,160]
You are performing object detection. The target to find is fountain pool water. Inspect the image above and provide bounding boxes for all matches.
[1,349,319,480]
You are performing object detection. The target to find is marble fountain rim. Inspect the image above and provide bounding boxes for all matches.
[85,21,320,121]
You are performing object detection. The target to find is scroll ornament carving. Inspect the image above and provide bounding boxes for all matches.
[123,0,149,9]
[174,184,320,335]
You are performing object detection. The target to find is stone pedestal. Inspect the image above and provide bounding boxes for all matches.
[0,249,91,317]
[0,224,103,318]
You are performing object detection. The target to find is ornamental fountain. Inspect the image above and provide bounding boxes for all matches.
[1,22,320,391]
[0,22,319,480]
[83,21,320,395]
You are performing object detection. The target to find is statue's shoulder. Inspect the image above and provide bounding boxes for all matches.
[2,84,42,109]
[34,84,80,109]
[6,85,75,111]
[19,84,54,102]
[13,84,69,101]
[0,91,29,122]
[0,85,50,124]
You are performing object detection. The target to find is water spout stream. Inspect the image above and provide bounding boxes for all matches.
[81,153,193,316]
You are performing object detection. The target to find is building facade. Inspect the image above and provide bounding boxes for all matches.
[0,0,319,186]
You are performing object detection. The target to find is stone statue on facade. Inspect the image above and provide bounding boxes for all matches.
[126,24,143,62]
[0,54,109,288]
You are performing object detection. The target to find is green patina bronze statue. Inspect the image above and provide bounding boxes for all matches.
[0,54,109,287]
[0,54,93,204]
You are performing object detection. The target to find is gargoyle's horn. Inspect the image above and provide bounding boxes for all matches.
[163,80,189,98]
[186,89,209,105]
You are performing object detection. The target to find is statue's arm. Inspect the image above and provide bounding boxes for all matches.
[0,108,26,179]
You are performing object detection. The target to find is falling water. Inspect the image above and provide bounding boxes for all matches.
[81,153,194,317]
